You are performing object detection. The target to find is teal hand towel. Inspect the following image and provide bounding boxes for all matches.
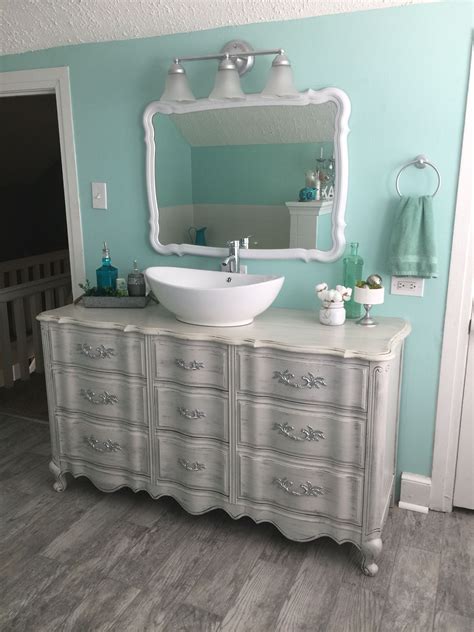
[389,195,438,278]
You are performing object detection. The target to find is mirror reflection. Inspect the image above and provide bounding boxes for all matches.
[154,103,337,250]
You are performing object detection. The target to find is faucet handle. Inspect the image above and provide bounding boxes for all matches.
[239,236,252,249]
[226,240,240,250]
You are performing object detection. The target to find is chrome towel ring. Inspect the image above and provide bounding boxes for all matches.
[395,154,441,197]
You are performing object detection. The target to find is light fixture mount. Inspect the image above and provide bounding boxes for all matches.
[220,40,255,76]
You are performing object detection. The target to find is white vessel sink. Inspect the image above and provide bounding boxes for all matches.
[144,266,285,327]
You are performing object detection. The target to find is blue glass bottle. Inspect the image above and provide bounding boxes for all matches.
[343,242,364,319]
[96,241,118,290]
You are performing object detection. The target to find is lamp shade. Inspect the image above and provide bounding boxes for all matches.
[160,62,196,102]
[209,56,245,100]
[262,53,299,98]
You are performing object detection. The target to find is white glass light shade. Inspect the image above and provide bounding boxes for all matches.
[160,63,196,102]
[262,54,299,98]
[209,57,245,100]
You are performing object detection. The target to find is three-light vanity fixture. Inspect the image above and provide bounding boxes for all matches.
[160,39,298,102]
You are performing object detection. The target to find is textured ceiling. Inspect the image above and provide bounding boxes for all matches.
[1,0,437,56]
[169,103,336,146]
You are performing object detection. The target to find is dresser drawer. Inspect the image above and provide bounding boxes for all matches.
[238,454,363,525]
[238,398,365,467]
[53,369,148,427]
[156,434,228,496]
[49,325,145,377]
[237,350,368,412]
[155,384,228,442]
[57,415,149,475]
[153,338,228,390]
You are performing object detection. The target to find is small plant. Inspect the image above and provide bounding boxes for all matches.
[79,281,127,297]
[355,280,383,290]
[315,282,352,305]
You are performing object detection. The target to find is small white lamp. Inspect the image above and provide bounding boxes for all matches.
[262,53,299,98]
[209,55,245,100]
[160,61,196,102]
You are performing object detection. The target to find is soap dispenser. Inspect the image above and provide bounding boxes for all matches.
[127,260,146,297]
[96,241,118,290]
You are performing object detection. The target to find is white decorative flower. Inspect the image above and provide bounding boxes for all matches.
[316,282,353,304]
[315,282,328,293]
[342,287,352,301]
[335,284,352,301]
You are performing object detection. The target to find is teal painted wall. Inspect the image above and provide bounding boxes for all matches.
[1,2,472,486]
[191,142,333,205]
[155,115,192,207]
[154,129,332,206]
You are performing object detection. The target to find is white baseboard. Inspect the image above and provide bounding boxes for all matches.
[398,501,429,514]
[399,472,431,513]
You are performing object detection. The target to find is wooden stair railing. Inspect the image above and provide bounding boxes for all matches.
[0,250,72,388]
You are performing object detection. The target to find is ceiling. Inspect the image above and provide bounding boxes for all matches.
[1,0,437,56]
[170,102,336,146]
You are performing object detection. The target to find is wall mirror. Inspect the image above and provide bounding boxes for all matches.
[144,88,350,261]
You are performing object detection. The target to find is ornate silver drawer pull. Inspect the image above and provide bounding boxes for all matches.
[273,477,324,497]
[84,435,122,453]
[274,422,325,442]
[273,370,326,390]
[175,359,205,371]
[177,407,206,420]
[178,458,206,471]
[77,343,115,359]
[80,389,118,405]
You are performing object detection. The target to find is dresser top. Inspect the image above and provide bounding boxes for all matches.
[38,303,410,360]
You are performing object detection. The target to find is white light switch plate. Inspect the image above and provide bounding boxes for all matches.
[92,182,107,209]
[391,276,425,297]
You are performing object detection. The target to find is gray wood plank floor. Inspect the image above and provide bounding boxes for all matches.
[1,414,473,632]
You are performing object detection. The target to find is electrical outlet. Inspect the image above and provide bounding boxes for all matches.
[391,276,425,297]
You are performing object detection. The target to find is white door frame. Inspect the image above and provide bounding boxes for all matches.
[430,44,473,512]
[0,67,85,298]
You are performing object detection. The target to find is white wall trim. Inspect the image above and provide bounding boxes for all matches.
[430,44,473,512]
[0,67,85,298]
[398,501,429,514]
[399,472,431,513]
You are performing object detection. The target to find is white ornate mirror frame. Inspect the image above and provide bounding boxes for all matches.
[143,88,350,262]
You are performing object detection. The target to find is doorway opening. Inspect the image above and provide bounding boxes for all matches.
[0,93,72,418]
[0,70,83,422]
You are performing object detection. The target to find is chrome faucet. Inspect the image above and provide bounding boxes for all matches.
[222,240,240,273]
[239,235,251,250]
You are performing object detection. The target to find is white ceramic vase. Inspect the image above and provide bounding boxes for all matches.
[319,301,346,326]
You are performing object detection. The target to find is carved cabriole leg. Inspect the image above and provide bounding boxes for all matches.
[49,460,67,492]
[361,538,382,576]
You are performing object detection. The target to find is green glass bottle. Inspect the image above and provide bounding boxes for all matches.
[343,242,364,319]
[96,241,118,290]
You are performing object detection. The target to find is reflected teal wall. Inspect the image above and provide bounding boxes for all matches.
[1,2,472,486]
[192,142,333,204]
[155,115,192,207]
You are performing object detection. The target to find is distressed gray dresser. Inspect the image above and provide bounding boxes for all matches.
[39,303,410,576]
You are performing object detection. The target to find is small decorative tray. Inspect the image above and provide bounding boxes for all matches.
[79,294,152,309]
